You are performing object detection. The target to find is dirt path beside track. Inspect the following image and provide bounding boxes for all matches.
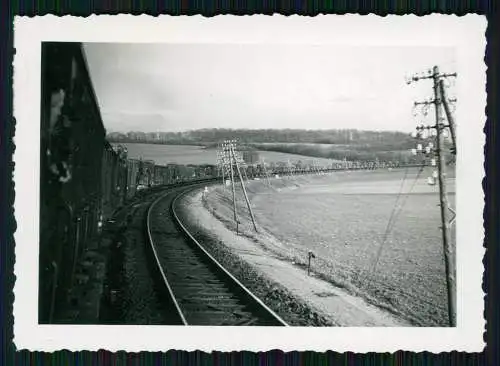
[178,188,411,327]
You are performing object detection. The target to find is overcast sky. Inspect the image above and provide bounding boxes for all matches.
[83,43,455,133]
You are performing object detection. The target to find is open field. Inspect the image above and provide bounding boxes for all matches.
[115,143,215,165]
[203,167,456,326]
[115,143,340,166]
[255,150,340,166]
[251,141,417,163]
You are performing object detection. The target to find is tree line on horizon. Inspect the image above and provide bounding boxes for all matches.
[106,128,442,163]
[107,128,414,147]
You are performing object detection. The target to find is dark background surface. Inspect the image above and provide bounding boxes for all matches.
[2,1,498,365]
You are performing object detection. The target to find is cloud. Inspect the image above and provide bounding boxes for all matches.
[101,112,167,132]
[84,43,456,133]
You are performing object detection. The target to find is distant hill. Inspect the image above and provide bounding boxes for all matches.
[107,128,452,163]
[107,128,414,147]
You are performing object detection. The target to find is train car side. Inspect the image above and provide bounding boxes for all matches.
[39,42,109,323]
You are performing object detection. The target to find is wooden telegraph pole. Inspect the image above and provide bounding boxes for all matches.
[219,146,226,189]
[433,66,456,327]
[216,147,224,189]
[261,158,272,188]
[230,144,258,232]
[239,156,251,185]
[222,154,225,188]
[439,79,457,154]
[409,65,457,327]
[287,159,295,179]
[225,141,239,234]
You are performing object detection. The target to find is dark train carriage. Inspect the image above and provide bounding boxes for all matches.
[39,42,108,323]
[133,159,155,188]
[166,164,182,183]
[178,165,196,181]
[101,142,116,219]
[144,160,156,186]
[126,158,140,198]
[112,144,129,206]
[186,165,200,179]
[241,148,260,165]
[153,165,165,186]
[153,164,175,186]
[199,164,217,178]
[136,159,155,187]
[101,142,128,218]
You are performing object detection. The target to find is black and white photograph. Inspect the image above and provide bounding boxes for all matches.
[14,15,485,352]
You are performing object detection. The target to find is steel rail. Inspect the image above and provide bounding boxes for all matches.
[146,167,418,325]
[171,186,289,327]
[146,189,188,325]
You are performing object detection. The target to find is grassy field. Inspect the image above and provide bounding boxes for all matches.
[251,141,416,163]
[115,143,215,165]
[204,167,456,326]
[115,143,340,166]
[255,150,340,167]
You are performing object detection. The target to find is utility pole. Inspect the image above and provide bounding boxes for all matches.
[439,79,457,154]
[433,66,456,328]
[225,142,239,234]
[287,159,295,179]
[217,146,226,189]
[242,164,251,185]
[408,65,457,327]
[261,158,272,188]
[235,149,251,185]
[230,144,258,232]
[221,153,225,188]
[218,140,260,233]
[317,160,323,175]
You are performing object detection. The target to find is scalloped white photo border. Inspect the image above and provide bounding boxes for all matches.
[13,14,486,352]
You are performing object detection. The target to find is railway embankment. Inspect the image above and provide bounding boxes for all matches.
[176,180,410,327]
[175,192,332,326]
[188,169,454,326]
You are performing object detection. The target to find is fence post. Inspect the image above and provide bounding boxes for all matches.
[308,251,316,276]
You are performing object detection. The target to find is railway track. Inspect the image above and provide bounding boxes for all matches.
[146,183,288,326]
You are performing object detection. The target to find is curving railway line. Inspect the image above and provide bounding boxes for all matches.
[146,183,288,326]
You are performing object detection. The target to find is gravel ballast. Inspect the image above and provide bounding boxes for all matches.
[176,191,333,326]
[100,192,169,324]
[176,186,409,326]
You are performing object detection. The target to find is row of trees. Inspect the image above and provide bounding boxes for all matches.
[107,128,451,165]
[107,128,414,148]
[251,143,417,164]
